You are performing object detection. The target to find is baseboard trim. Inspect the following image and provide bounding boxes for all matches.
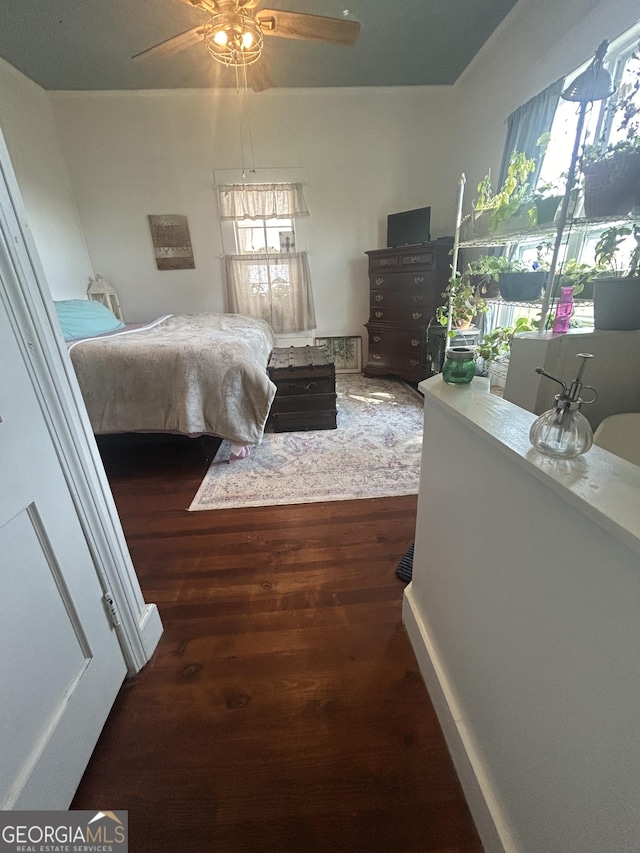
[138,603,163,662]
[402,585,516,853]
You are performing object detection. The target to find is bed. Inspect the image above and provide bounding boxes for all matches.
[57,302,277,450]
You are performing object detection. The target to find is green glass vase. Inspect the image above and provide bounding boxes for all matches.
[442,346,476,384]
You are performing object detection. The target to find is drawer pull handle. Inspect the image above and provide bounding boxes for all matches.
[375,310,384,318]
[380,259,389,266]
[409,256,421,263]
[414,276,424,284]
[372,353,382,360]
[375,277,384,285]
[411,339,419,347]
[373,335,382,342]
[305,382,317,391]
[375,294,383,302]
[412,312,422,320]
[413,294,424,302]
[410,359,419,366]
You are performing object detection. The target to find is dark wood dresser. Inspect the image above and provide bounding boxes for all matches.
[364,240,453,383]
[267,346,337,432]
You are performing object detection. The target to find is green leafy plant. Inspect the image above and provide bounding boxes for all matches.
[531,179,564,202]
[594,224,640,275]
[466,255,526,278]
[467,244,551,279]
[435,271,489,333]
[556,257,599,296]
[475,317,535,362]
[473,150,537,231]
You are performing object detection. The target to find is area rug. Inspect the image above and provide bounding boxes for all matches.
[188,374,424,510]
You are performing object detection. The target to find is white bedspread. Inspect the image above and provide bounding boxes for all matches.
[68,313,277,445]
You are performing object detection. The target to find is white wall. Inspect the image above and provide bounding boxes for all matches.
[0,59,92,299]
[1,0,639,329]
[49,87,455,328]
[406,378,640,852]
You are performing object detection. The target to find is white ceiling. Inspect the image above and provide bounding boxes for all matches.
[0,0,521,91]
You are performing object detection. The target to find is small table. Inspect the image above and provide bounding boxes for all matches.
[267,346,337,432]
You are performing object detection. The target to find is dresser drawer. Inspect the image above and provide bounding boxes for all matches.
[400,249,435,268]
[367,324,425,354]
[368,305,431,325]
[366,347,424,381]
[368,271,435,288]
[367,249,436,273]
[370,288,434,309]
[368,253,400,271]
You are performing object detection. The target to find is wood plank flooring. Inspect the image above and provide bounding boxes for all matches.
[72,436,483,853]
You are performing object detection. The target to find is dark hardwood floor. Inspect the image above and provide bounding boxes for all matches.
[72,436,483,853]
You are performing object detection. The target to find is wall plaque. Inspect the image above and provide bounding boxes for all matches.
[148,214,195,270]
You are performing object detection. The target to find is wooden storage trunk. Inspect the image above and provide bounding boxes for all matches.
[267,346,337,432]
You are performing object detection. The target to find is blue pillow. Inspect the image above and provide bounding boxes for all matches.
[54,299,124,341]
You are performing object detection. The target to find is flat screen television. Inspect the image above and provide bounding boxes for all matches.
[386,206,431,247]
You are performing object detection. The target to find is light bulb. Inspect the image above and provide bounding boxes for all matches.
[213,28,228,46]
[241,31,254,48]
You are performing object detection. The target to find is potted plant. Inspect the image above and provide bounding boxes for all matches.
[475,316,535,389]
[475,316,536,362]
[469,243,551,302]
[531,182,564,225]
[464,256,502,298]
[471,150,537,236]
[591,223,640,329]
[435,271,489,332]
[582,49,640,217]
[556,257,600,300]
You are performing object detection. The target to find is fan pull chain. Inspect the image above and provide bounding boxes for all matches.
[242,61,257,175]
[235,63,248,179]
[235,62,257,179]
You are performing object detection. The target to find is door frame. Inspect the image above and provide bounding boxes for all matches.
[0,129,162,675]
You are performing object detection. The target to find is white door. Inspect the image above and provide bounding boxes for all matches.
[0,289,128,810]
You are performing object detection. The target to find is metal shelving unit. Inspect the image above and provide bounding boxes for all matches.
[450,174,633,320]
[458,214,636,250]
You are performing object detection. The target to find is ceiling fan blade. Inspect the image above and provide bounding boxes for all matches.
[256,10,360,46]
[175,0,216,11]
[248,60,272,92]
[132,25,205,62]
[178,0,257,10]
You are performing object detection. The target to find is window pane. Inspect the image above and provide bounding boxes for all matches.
[235,217,295,254]
[607,50,640,148]
[237,223,266,253]
[538,99,603,190]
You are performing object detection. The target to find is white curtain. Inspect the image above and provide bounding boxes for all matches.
[225,252,316,333]
[217,182,309,221]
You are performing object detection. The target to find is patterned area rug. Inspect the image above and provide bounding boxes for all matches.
[188,374,424,510]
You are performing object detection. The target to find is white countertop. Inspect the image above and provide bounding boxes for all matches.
[419,374,640,558]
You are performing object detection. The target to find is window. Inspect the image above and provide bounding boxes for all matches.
[235,216,295,254]
[504,28,640,330]
[538,35,639,192]
[217,182,316,333]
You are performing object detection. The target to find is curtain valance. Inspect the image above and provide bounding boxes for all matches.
[217,182,309,221]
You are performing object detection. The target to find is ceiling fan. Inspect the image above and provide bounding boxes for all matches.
[133,0,361,92]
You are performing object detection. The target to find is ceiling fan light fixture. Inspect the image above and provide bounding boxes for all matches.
[204,11,263,67]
